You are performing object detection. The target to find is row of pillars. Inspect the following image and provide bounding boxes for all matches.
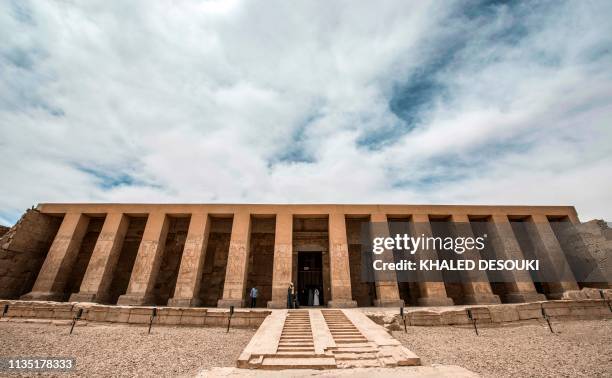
[20,211,580,307]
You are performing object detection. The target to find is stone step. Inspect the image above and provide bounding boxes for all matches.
[333,352,378,360]
[282,333,312,336]
[334,339,368,344]
[332,345,377,351]
[337,359,382,368]
[277,346,315,351]
[328,343,373,349]
[260,357,336,370]
[278,341,314,347]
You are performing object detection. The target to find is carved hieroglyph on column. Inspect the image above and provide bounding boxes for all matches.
[117,212,169,305]
[489,214,546,303]
[168,213,211,307]
[328,213,357,308]
[70,213,128,303]
[370,213,404,307]
[410,214,454,306]
[21,212,90,301]
[527,214,579,298]
[218,212,252,308]
[268,213,293,308]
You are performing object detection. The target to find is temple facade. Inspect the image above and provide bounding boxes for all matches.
[1,203,608,308]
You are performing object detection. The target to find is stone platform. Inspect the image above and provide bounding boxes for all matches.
[237,309,420,369]
[198,365,478,377]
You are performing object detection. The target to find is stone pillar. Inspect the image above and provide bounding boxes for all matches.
[21,212,90,301]
[327,213,357,307]
[167,213,211,307]
[217,212,251,308]
[489,214,546,303]
[267,213,293,309]
[69,213,128,303]
[370,213,404,307]
[527,214,579,298]
[410,214,454,306]
[117,213,169,305]
[450,214,500,304]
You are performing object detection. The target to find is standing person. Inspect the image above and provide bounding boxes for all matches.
[287,283,294,309]
[249,286,259,308]
[313,288,320,306]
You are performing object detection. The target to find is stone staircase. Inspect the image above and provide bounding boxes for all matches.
[237,309,420,370]
[276,310,314,353]
[321,309,382,368]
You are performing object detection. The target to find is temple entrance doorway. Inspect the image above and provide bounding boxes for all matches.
[297,251,324,306]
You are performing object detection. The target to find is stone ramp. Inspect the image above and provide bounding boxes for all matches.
[237,309,420,370]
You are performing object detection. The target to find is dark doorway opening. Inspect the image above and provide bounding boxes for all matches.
[297,251,324,306]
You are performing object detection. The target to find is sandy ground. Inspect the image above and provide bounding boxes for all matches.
[2,318,611,377]
[1,321,256,377]
[393,319,612,378]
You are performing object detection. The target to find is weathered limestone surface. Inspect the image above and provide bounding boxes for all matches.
[246,218,275,307]
[21,213,90,301]
[450,214,500,305]
[117,213,169,305]
[168,213,210,307]
[199,219,232,306]
[328,213,357,308]
[0,210,62,299]
[410,214,454,306]
[2,203,607,309]
[370,213,404,307]
[571,220,612,287]
[268,214,293,308]
[526,214,579,298]
[218,213,252,308]
[488,215,546,303]
[0,299,269,327]
[70,213,129,303]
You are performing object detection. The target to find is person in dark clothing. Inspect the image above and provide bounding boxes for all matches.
[287,282,294,309]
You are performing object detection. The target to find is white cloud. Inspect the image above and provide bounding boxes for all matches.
[1,0,611,225]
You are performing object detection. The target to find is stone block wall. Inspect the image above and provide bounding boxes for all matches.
[0,210,62,299]
[64,217,105,297]
[346,219,373,307]
[246,218,274,307]
[0,300,269,328]
[105,217,147,304]
[199,218,232,306]
[573,220,612,286]
[153,217,189,305]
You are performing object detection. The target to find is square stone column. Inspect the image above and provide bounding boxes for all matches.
[526,214,579,298]
[450,214,500,304]
[410,214,454,306]
[268,213,293,309]
[327,213,357,308]
[370,213,404,307]
[117,213,169,305]
[168,213,211,307]
[489,214,546,303]
[69,213,128,303]
[217,212,251,308]
[21,212,90,301]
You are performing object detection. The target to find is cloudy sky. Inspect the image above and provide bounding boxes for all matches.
[1,0,611,226]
